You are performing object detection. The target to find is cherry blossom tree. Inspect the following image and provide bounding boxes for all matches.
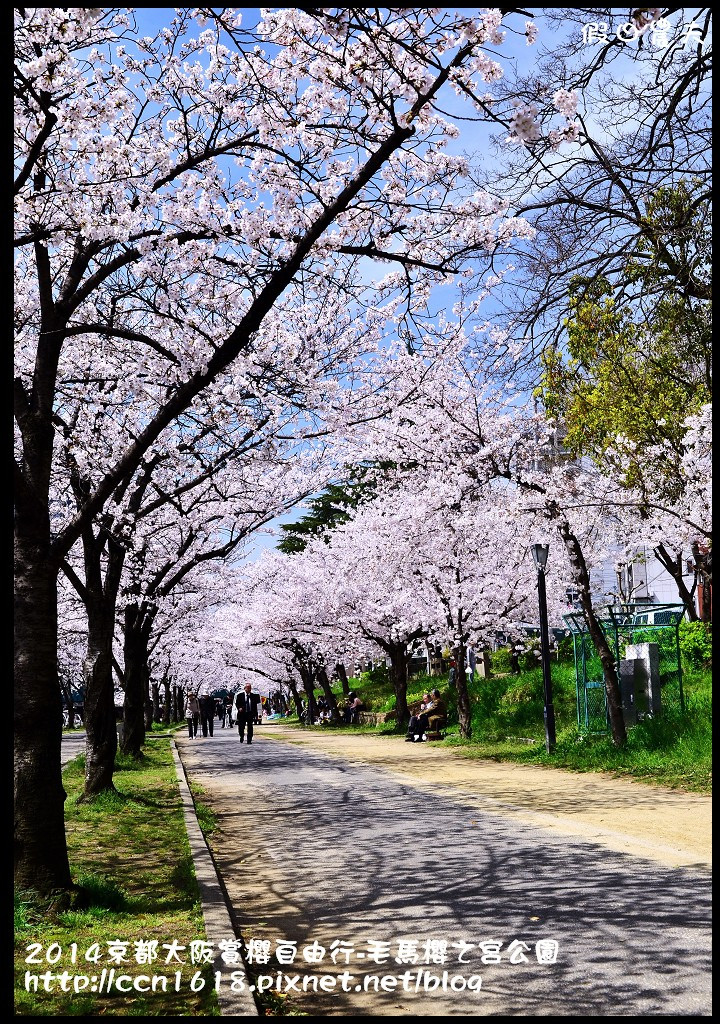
[210,577,321,718]
[14,6,579,893]
[56,361,325,791]
[151,571,254,702]
[277,523,430,726]
[355,478,569,738]
[607,402,713,621]
[345,372,665,746]
[117,444,322,756]
[475,7,712,381]
[228,556,349,720]
[224,476,569,735]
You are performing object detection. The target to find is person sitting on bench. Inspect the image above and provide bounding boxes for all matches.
[344,692,363,724]
[406,690,446,741]
[405,692,430,742]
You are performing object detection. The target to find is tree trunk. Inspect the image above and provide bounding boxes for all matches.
[654,543,698,621]
[14,523,73,893]
[692,543,712,622]
[387,643,409,725]
[144,683,154,731]
[163,677,171,724]
[557,517,626,746]
[58,675,77,729]
[173,685,184,723]
[82,603,119,797]
[300,671,317,725]
[453,635,472,740]
[151,682,160,724]
[335,662,350,697]
[70,524,126,799]
[317,667,340,721]
[699,576,711,622]
[121,603,154,756]
[287,679,304,719]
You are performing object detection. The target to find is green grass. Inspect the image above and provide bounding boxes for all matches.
[306,661,712,793]
[14,740,221,1016]
[62,720,185,735]
[189,783,219,838]
[446,663,712,791]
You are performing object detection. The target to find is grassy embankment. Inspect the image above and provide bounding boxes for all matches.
[291,651,712,793]
[14,735,222,1017]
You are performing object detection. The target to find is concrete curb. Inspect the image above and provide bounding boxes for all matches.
[171,739,259,1017]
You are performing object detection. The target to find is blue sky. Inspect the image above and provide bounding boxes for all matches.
[124,9,708,561]
[126,9,548,559]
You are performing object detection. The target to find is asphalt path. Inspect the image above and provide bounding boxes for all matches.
[61,730,86,766]
[176,727,712,1017]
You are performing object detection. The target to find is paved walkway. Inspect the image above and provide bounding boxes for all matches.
[175,725,712,1017]
[61,730,86,766]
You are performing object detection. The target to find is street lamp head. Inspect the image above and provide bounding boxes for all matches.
[531,543,550,572]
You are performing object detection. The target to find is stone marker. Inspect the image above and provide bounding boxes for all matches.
[625,642,661,717]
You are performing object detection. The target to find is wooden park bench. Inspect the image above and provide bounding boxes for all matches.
[424,712,448,741]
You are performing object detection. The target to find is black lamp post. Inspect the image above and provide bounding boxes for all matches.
[531,543,556,753]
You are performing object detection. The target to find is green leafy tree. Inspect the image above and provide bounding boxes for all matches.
[278,460,410,554]
[538,183,712,621]
[277,478,376,555]
[538,183,711,503]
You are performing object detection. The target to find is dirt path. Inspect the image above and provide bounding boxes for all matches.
[261,725,712,869]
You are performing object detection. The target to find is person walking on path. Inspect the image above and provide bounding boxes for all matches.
[235,682,261,744]
[226,694,235,728]
[184,692,200,738]
[199,693,215,738]
[216,697,226,728]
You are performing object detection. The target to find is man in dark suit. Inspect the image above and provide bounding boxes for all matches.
[199,693,215,738]
[235,682,261,743]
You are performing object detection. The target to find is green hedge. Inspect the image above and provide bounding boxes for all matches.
[678,620,712,669]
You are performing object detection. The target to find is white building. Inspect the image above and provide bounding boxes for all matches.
[591,545,696,611]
